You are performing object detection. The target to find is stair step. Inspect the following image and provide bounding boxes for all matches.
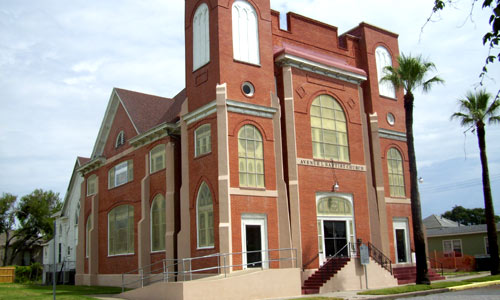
[302,257,350,292]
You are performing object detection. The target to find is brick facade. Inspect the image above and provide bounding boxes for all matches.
[75,0,414,286]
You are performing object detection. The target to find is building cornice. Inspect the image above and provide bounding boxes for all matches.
[378,128,407,141]
[275,53,367,84]
[226,100,276,119]
[183,101,217,125]
[77,157,105,175]
[129,122,178,147]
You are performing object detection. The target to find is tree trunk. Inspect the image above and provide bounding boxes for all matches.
[476,122,499,275]
[404,91,430,284]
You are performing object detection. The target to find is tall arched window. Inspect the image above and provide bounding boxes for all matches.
[375,46,396,98]
[150,144,166,173]
[108,205,134,255]
[193,3,210,70]
[197,182,214,248]
[387,148,406,197]
[151,194,166,252]
[232,0,260,64]
[86,214,91,258]
[310,95,349,162]
[238,124,264,188]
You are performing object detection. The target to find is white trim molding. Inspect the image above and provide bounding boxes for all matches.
[227,100,277,119]
[379,128,407,141]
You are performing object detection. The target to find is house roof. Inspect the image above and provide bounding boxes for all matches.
[77,156,90,165]
[423,214,459,230]
[426,222,500,237]
[114,88,176,134]
[89,87,185,159]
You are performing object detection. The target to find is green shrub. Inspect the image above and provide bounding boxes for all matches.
[14,263,43,283]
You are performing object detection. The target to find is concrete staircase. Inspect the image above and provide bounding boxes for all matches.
[393,266,445,285]
[302,257,350,294]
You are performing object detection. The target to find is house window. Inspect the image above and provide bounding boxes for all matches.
[193,3,210,70]
[75,203,80,225]
[310,95,349,162]
[238,124,264,188]
[387,148,406,197]
[195,124,211,157]
[375,46,396,98]
[485,237,489,255]
[87,174,97,196]
[108,205,134,256]
[150,144,166,173]
[443,239,462,257]
[86,215,91,258]
[232,0,260,64]
[151,194,166,252]
[58,243,62,263]
[108,160,134,189]
[197,182,214,248]
[67,246,71,256]
[115,130,125,148]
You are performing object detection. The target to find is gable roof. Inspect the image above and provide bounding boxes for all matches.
[90,88,183,159]
[60,157,87,217]
[423,214,459,230]
[427,222,500,237]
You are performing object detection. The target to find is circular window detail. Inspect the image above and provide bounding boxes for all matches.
[387,112,395,126]
[241,82,255,97]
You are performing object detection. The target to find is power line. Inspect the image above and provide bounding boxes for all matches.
[419,174,500,194]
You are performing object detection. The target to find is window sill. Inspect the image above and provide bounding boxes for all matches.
[197,246,215,250]
[238,186,266,191]
[107,253,135,258]
[194,151,212,160]
[192,61,210,73]
[379,94,398,101]
[233,59,261,68]
[151,250,165,254]
[150,168,166,175]
[312,157,351,164]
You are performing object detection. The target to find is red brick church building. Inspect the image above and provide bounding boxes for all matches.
[75,0,416,293]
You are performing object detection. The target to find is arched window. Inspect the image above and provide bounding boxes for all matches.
[86,214,91,258]
[317,196,353,217]
[115,130,125,148]
[150,194,166,252]
[193,3,210,70]
[375,46,396,98]
[310,95,349,162]
[195,124,211,157]
[108,205,134,255]
[232,0,259,64]
[75,203,80,225]
[238,124,264,188]
[197,182,214,248]
[150,144,166,173]
[387,148,405,197]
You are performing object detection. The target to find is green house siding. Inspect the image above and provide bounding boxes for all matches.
[428,232,500,256]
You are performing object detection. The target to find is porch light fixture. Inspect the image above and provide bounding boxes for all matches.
[333,181,340,191]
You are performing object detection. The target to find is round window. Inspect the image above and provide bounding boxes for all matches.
[387,112,395,126]
[241,82,255,97]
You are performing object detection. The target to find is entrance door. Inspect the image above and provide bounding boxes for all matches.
[393,219,410,263]
[323,221,348,258]
[242,215,268,269]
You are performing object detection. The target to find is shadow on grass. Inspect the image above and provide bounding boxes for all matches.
[0,283,123,300]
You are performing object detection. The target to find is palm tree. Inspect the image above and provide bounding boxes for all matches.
[451,89,500,275]
[381,54,444,284]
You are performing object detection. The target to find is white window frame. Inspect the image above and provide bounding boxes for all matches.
[193,3,210,71]
[108,160,133,189]
[87,174,97,196]
[108,205,135,256]
[484,236,489,255]
[443,239,463,257]
[387,148,406,198]
[375,46,396,99]
[232,0,260,65]
[238,124,265,188]
[86,214,91,258]
[150,194,166,253]
[150,144,166,174]
[196,182,214,249]
[195,124,211,157]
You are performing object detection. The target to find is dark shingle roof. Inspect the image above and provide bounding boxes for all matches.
[426,222,500,237]
[115,88,177,134]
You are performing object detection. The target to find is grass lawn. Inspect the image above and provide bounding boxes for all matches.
[443,271,481,276]
[0,283,123,300]
[358,274,500,295]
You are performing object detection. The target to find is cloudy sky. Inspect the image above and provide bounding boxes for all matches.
[1,0,499,218]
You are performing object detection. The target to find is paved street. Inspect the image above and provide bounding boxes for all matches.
[396,284,500,299]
